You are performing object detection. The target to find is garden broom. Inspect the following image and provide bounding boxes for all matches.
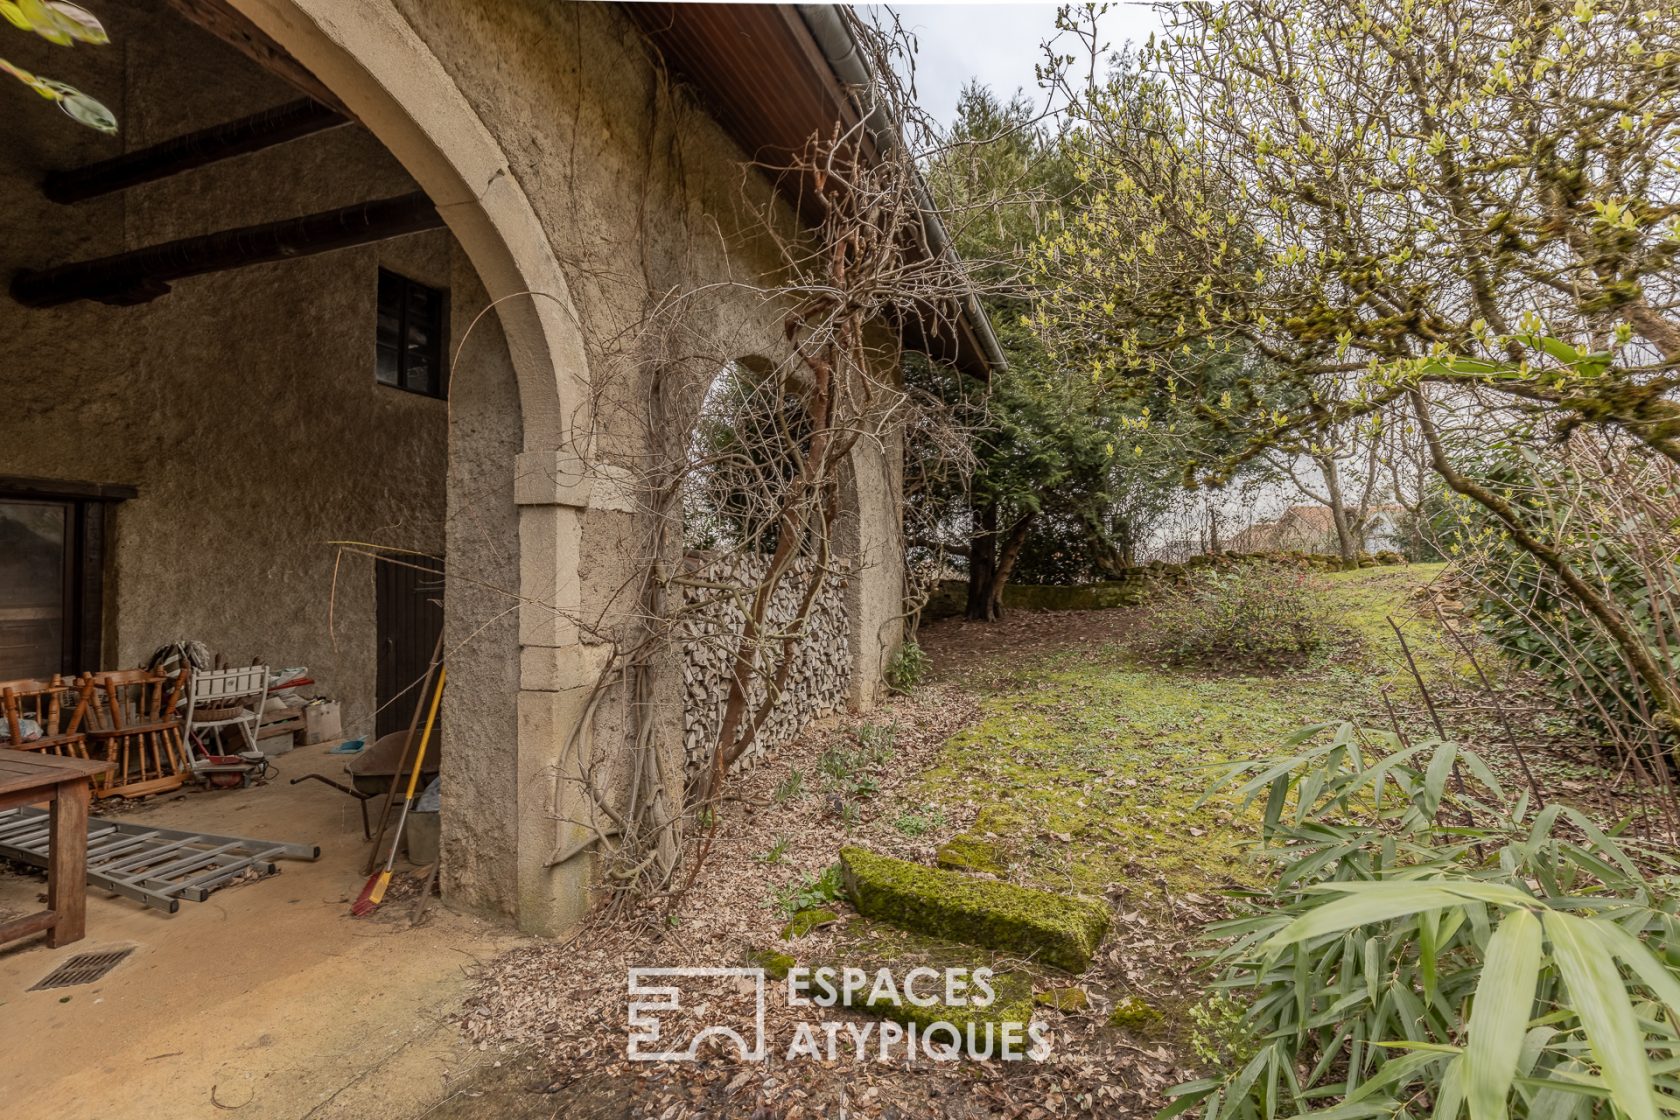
[352,667,445,917]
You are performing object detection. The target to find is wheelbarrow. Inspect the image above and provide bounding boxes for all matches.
[290,731,441,838]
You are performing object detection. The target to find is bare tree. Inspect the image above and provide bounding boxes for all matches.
[1035,0,1680,729]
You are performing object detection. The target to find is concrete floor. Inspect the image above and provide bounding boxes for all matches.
[0,741,524,1120]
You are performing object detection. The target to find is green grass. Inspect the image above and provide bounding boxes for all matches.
[914,563,1460,900]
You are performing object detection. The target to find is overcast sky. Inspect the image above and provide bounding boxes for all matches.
[871,2,1167,126]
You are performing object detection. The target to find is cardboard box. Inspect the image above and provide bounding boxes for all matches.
[304,700,342,744]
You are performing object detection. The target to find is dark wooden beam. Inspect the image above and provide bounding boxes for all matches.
[11,192,442,308]
[0,476,137,501]
[44,99,348,204]
[165,0,351,118]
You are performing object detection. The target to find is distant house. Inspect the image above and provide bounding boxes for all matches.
[1231,504,1406,555]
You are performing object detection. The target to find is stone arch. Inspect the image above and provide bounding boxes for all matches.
[227,0,587,452]
[222,0,606,934]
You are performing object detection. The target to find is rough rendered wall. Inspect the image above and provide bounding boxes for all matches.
[440,259,523,918]
[678,554,851,776]
[840,394,909,710]
[0,0,448,731]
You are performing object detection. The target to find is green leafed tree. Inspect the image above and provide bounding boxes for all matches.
[1034,0,1680,724]
[922,83,1255,618]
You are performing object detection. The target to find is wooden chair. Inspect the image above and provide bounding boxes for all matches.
[0,675,94,761]
[82,669,189,798]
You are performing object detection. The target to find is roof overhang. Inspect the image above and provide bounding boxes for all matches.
[622,3,1004,379]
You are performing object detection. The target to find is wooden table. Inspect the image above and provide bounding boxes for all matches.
[0,749,114,948]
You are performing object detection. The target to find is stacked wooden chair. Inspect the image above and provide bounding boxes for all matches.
[0,675,95,762]
[82,669,190,798]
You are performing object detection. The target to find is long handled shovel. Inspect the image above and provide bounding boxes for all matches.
[352,667,445,917]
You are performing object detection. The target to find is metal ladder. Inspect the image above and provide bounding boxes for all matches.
[0,807,319,914]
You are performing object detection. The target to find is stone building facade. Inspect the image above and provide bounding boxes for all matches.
[0,0,997,935]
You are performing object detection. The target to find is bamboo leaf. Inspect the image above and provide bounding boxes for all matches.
[1543,911,1660,1120]
[1465,908,1541,1120]
[1593,920,1680,1013]
[1433,1054,1465,1120]
[1265,885,1473,950]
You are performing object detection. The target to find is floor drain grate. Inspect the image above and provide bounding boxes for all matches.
[29,946,135,991]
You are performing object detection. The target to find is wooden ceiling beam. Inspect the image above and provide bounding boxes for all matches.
[164,0,351,118]
[44,98,349,204]
[11,191,442,308]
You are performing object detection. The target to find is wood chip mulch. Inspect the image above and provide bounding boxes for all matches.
[455,675,1200,1118]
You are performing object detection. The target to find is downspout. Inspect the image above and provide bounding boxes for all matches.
[794,4,1008,375]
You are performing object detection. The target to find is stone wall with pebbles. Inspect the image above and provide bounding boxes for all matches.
[678,552,851,774]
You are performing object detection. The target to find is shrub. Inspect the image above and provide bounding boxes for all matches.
[885,641,931,691]
[892,807,947,836]
[1147,562,1336,669]
[1170,723,1680,1120]
[756,836,791,865]
[772,767,804,804]
[819,725,897,791]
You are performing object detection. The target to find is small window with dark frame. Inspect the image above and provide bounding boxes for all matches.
[376,268,447,398]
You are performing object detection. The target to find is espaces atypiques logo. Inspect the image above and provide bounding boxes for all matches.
[627,965,1051,1063]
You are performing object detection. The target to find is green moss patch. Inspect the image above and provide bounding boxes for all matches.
[934,832,1008,875]
[1035,986,1090,1012]
[781,907,840,940]
[746,948,797,980]
[907,563,1461,906]
[1107,995,1163,1032]
[922,578,1152,620]
[839,846,1111,973]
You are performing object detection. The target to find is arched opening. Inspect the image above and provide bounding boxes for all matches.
[681,357,811,553]
[222,0,606,933]
[0,0,587,962]
[674,356,851,780]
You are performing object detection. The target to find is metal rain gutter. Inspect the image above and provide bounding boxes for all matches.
[793,4,1008,375]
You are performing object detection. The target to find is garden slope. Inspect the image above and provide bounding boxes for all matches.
[911,563,1455,905]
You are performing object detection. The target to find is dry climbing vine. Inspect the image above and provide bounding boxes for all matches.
[536,11,988,919]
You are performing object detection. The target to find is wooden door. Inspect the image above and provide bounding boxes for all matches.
[376,554,444,739]
[0,491,112,680]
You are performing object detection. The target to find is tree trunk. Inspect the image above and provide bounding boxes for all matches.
[966,501,999,621]
[1318,453,1360,569]
[1084,513,1134,576]
[1410,391,1680,735]
[987,512,1037,620]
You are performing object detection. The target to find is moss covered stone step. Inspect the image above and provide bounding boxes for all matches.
[934,832,1008,874]
[839,846,1111,973]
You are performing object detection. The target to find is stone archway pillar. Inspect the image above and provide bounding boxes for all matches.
[509,456,624,935]
[841,434,906,709]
